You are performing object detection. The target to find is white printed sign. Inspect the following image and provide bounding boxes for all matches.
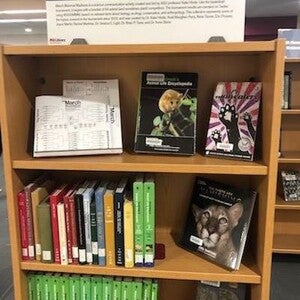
[46,0,246,45]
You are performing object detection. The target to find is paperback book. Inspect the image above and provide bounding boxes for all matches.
[181,177,256,270]
[205,82,262,161]
[281,170,300,201]
[134,72,198,155]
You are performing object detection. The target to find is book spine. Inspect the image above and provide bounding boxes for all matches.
[69,195,79,264]
[63,195,73,264]
[121,278,133,300]
[91,276,103,300]
[142,279,152,300]
[83,192,92,264]
[35,273,42,300]
[57,203,68,265]
[132,279,143,300]
[42,273,51,300]
[61,275,70,300]
[70,275,80,299]
[114,191,125,266]
[18,191,29,260]
[133,179,144,266]
[52,274,61,300]
[24,186,35,260]
[143,178,155,267]
[150,280,158,300]
[96,189,106,266]
[112,278,122,300]
[124,198,134,268]
[90,200,98,265]
[50,197,61,263]
[38,203,53,263]
[80,275,91,300]
[27,272,36,300]
[103,276,113,300]
[75,194,86,264]
[104,192,115,267]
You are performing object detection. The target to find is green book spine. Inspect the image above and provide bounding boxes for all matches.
[80,275,91,300]
[150,280,158,300]
[121,278,133,300]
[61,274,70,300]
[42,273,52,300]
[103,276,113,300]
[143,174,155,267]
[47,273,54,300]
[69,275,80,300]
[132,279,143,300]
[52,273,61,300]
[142,279,152,300]
[27,272,36,300]
[90,200,98,265]
[91,276,103,300]
[35,273,42,300]
[134,174,144,266]
[112,277,122,300]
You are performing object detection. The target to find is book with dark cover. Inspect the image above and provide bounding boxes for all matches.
[90,199,98,265]
[205,82,262,161]
[281,170,300,201]
[181,177,256,270]
[282,71,292,109]
[114,177,128,266]
[134,72,198,155]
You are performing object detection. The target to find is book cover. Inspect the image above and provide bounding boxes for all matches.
[95,181,109,266]
[90,198,98,265]
[83,180,98,264]
[132,279,143,300]
[205,82,262,161]
[124,194,134,268]
[142,279,152,300]
[134,71,198,155]
[143,174,155,267]
[104,183,117,267]
[37,196,53,263]
[114,177,128,266]
[80,275,91,300]
[63,79,123,153]
[74,181,89,264]
[18,191,29,260]
[112,277,122,300]
[57,202,68,265]
[121,278,133,300]
[281,170,300,201]
[103,276,113,300]
[50,184,68,263]
[69,275,80,299]
[133,174,144,267]
[181,177,257,270]
[91,276,103,300]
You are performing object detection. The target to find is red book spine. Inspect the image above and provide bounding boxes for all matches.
[50,196,61,263]
[64,194,73,264]
[69,194,79,264]
[17,191,29,260]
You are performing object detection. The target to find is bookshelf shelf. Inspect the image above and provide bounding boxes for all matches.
[0,40,284,300]
[20,232,260,284]
[281,109,300,115]
[278,152,300,163]
[12,153,268,175]
[275,196,300,210]
[273,234,300,254]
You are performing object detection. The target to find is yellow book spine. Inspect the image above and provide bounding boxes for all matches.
[124,196,134,268]
[104,190,115,266]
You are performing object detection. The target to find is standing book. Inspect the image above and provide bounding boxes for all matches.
[90,199,98,265]
[124,194,134,268]
[18,191,29,260]
[134,71,198,155]
[205,82,262,161]
[57,202,68,265]
[180,177,257,270]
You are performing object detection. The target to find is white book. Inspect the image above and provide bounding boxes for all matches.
[63,79,123,151]
[33,94,122,157]
[57,202,68,265]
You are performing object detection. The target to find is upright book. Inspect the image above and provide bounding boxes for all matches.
[134,72,198,155]
[181,177,257,270]
[123,194,134,268]
[205,82,262,161]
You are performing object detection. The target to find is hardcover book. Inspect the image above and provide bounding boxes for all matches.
[282,71,292,109]
[281,170,300,201]
[134,72,198,155]
[181,177,256,270]
[205,82,262,161]
[18,191,29,260]
[57,202,68,265]
[123,194,134,268]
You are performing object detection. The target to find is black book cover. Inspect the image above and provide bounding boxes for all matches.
[114,177,128,266]
[181,177,256,270]
[134,71,198,155]
[281,170,300,201]
[90,198,98,265]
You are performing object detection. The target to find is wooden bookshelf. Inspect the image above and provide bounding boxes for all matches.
[275,57,300,254]
[0,40,284,300]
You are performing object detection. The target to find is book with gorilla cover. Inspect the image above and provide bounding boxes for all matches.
[180,177,256,270]
[205,82,262,161]
[134,72,198,155]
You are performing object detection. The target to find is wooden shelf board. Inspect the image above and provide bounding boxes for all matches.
[273,234,300,254]
[275,196,300,210]
[285,58,300,63]
[278,152,300,163]
[281,109,300,115]
[21,232,260,283]
[12,152,268,175]
[3,41,276,56]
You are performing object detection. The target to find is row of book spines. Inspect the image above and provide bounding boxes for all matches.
[27,272,158,300]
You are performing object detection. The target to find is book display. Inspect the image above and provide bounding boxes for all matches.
[0,40,284,300]
[273,57,300,255]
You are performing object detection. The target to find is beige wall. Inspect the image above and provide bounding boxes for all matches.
[0,0,45,10]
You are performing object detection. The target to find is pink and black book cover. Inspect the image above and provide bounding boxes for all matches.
[205,82,262,161]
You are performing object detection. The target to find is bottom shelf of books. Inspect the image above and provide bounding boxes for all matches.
[21,230,260,283]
